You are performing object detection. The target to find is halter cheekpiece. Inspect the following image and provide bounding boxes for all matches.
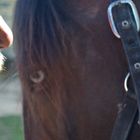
[108,0,140,139]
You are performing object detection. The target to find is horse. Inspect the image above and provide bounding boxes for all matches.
[13,0,140,139]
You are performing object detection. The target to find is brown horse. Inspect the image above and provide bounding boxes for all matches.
[13,0,140,140]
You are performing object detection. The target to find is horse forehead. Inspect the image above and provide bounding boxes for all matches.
[65,0,104,19]
[67,0,100,6]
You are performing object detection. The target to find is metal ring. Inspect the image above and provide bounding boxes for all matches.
[30,70,45,83]
[124,72,130,92]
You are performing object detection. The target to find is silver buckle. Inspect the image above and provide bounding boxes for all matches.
[124,72,130,92]
[107,0,140,38]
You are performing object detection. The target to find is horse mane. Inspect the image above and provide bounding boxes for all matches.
[13,0,90,140]
[13,0,120,139]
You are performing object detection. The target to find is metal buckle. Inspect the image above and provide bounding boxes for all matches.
[124,72,130,92]
[124,73,137,100]
[107,0,140,38]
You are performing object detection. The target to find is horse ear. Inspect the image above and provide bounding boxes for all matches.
[0,16,13,48]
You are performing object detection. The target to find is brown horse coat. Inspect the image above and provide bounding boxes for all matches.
[13,0,140,139]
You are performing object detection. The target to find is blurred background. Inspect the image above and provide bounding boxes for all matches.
[0,0,24,140]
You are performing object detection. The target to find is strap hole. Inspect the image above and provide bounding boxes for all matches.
[134,63,140,70]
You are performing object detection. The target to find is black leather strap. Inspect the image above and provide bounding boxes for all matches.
[108,0,140,140]
[111,94,138,140]
[112,0,140,122]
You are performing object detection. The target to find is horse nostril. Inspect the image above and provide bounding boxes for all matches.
[30,70,45,83]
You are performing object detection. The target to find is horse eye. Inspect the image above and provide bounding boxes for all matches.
[30,70,45,83]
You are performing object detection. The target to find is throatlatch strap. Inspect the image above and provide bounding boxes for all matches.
[112,0,140,123]
[111,95,137,140]
[108,0,140,140]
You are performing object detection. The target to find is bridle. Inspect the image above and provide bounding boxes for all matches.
[107,0,140,139]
